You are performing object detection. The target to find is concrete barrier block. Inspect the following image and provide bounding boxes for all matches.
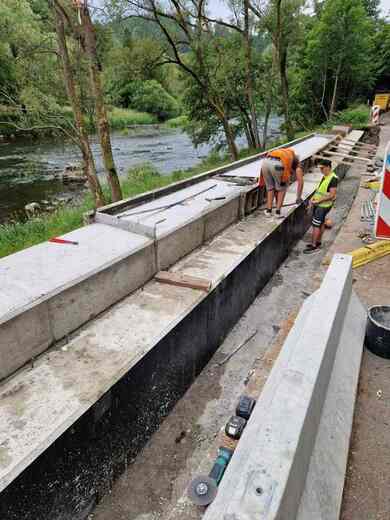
[297,291,366,519]
[0,224,154,380]
[49,243,156,341]
[204,254,358,520]
[204,198,240,241]
[0,303,52,381]
[157,219,204,270]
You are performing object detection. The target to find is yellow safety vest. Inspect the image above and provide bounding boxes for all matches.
[312,172,338,208]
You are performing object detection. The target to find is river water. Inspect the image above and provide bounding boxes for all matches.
[0,120,282,223]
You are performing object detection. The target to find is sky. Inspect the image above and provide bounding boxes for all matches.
[208,0,390,18]
[380,0,390,15]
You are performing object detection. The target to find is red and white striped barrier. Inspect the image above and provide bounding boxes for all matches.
[375,142,390,240]
[371,105,380,125]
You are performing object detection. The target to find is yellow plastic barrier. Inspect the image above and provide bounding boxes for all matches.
[362,181,381,190]
[374,93,390,111]
[349,241,390,268]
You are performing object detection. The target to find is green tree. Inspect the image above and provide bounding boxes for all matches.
[362,0,380,18]
[304,0,375,119]
[373,20,390,92]
[250,0,306,140]
[120,0,241,159]
[103,38,165,105]
[122,80,179,120]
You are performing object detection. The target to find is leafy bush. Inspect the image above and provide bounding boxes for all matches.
[330,104,370,128]
[165,115,189,128]
[120,80,180,121]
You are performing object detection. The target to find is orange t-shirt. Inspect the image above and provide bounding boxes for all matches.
[268,148,296,182]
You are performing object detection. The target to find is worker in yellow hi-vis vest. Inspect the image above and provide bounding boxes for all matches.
[304,159,338,254]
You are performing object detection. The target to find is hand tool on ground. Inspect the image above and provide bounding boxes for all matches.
[236,395,256,420]
[187,447,233,506]
[225,416,247,440]
[49,237,79,245]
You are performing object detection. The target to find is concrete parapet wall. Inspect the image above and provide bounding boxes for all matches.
[203,254,366,520]
[204,197,240,242]
[1,303,52,381]
[0,226,155,382]
[157,218,205,270]
[157,196,241,269]
[48,243,156,342]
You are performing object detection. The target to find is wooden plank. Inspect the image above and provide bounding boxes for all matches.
[318,150,372,163]
[313,155,365,168]
[348,241,390,269]
[331,145,375,158]
[314,155,345,164]
[338,144,377,155]
[340,139,377,150]
[155,271,212,292]
[339,140,376,149]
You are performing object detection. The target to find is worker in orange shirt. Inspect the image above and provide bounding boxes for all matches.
[261,147,304,218]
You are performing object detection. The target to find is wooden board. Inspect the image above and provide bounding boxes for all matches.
[313,155,365,168]
[155,271,212,292]
[318,150,372,163]
[337,143,376,154]
[340,139,377,150]
[331,145,375,158]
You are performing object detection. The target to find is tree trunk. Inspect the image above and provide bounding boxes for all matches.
[275,0,294,141]
[262,49,277,150]
[80,7,123,202]
[279,47,294,140]
[220,114,238,161]
[244,0,260,148]
[329,59,342,119]
[239,107,256,148]
[262,102,272,150]
[53,3,105,208]
[241,117,252,148]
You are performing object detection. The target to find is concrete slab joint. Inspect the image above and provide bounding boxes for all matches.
[203,254,366,520]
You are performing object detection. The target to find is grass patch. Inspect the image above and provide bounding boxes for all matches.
[0,198,95,258]
[107,107,157,129]
[331,104,370,129]
[165,115,189,129]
